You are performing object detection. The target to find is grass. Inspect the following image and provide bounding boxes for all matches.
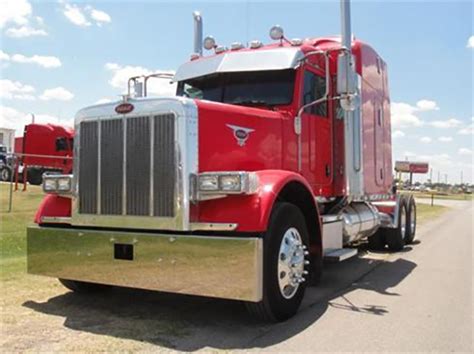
[406,191,474,201]
[0,183,45,278]
[416,203,447,225]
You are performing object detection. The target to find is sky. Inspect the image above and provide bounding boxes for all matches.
[0,0,473,184]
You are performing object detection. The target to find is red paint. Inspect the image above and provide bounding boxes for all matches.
[115,102,134,114]
[35,194,72,224]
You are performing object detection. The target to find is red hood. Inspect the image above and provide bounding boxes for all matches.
[195,99,286,172]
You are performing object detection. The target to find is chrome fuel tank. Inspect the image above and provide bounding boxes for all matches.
[341,202,380,244]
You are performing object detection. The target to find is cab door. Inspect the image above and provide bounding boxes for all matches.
[300,67,332,191]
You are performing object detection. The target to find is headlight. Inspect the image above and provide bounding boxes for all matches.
[196,172,258,200]
[43,178,58,192]
[198,175,219,191]
[42,174,73,194]
[219,175,241,191]
[57,177,72,191]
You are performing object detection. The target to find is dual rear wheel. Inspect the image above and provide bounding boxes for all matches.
[368,195,417,252]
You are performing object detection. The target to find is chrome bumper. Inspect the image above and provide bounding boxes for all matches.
[27,226,263,302]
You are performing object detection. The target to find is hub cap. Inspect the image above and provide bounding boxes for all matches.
[277,227,308,299]
[410,206,416,235]
[400,206,407,239]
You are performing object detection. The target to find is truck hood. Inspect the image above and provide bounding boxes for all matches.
[196,99,284,172]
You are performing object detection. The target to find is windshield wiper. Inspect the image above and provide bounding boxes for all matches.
[230,100,275,110]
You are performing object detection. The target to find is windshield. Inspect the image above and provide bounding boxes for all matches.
[176,69,295,107]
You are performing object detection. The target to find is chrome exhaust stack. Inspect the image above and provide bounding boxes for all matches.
[193,11,203,56]
[337,0,364,199]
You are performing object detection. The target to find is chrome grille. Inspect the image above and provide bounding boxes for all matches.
[78,114,176,217]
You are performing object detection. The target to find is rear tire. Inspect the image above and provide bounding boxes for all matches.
[59,279,110,293]
[386,197,408,252]
[27,168,43,185]
[0,167,12,182]
[405,196,417,244]
[245,202,310,322]
[367,229,386,251]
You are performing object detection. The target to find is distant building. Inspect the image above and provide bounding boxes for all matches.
[0,127,15,152]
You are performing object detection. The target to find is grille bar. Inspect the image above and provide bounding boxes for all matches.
[126,116,151,216]
[79,121,98,214]
[100,119,123,215]
[153,114,175,217]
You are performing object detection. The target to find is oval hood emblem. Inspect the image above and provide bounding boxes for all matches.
[115,102,134,114]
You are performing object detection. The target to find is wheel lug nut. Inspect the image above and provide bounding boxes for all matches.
[304,251,309,256]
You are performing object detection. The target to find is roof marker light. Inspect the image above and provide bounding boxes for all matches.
[231,42,244,50]
[203,36,216,50]
[290,38,303,46]
[250,40,263,49]
[215,45,227,54]
[269,25,284,40]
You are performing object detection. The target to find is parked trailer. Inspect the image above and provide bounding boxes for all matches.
[27,0,416,321]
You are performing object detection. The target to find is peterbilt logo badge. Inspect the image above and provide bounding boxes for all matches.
[115,103,134,114]
[226,124,255,147]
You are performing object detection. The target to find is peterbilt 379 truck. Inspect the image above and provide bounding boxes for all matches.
[27,1,416,321]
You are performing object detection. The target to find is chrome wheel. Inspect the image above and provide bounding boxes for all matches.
[410,206,416,234]
[400,206,407,239]
[277,227,308,299]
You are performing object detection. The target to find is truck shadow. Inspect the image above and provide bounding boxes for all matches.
[23,253,416,351]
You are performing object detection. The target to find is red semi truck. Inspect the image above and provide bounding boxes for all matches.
[1,123,73,184]
[28,1,416,321]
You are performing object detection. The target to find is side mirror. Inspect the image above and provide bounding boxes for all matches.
[337,52,358,111]
[134,81,143,98]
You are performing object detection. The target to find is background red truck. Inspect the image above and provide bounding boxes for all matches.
[1,123,73,185]
[28,1,416,322]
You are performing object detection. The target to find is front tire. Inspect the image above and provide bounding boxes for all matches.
[59,279,110,293]
[0,167,12,182]
[246,202,310,322]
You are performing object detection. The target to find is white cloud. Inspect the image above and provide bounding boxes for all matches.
[391,102,423,128]
[420,136,432,143]
[416,99,439,111]
[0,0,31,28]
[1,52,62,68]
[392,130,405,138]
[5,25,47,38]
[429,118,462,128]
[458,148,472,156]
[0,105,73,136]
[467,35,474,49]
[0,50,11,61]
[62,2,111,27]
[1,0,48,38]
[89,8,111,25]
[63,3,91,27]
[95,98,113,104]
[39,87,74,101]
[438,136,452,142]
[105,62,176,96]
[0,79,35,100]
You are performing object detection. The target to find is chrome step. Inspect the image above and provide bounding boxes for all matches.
[324,248,358,262]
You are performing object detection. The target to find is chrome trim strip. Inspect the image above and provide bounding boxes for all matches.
[149,115,154,216]
[190,222,238,231]
[122,116,127,215]
[40,216,72,224]
[27,226,263,302]
[97,118,101,214]
[321,214,343,224]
